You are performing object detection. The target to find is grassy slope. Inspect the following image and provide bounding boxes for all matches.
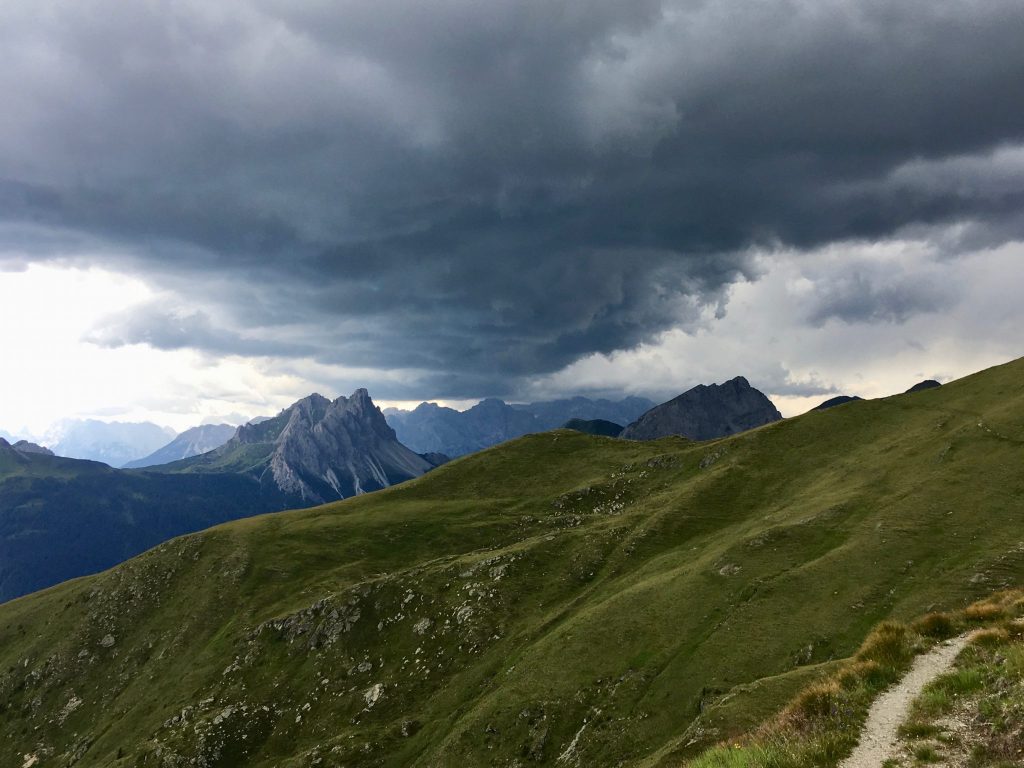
[0,413,293,602]
[0,462,273,602]
[1,359,1023,767]
[0,447,115,480]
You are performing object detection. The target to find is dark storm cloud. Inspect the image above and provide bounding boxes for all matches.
[3,0,1024,396]
[85,302,319,359]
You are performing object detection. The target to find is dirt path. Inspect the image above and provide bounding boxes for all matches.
[838,633,975,768]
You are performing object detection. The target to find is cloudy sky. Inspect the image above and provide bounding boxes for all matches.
[1,0,1023,435]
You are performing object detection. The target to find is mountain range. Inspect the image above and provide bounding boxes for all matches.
[0,378,782,603]
[385,395,654,457]
[0,390,435,602]
[1,374,951,605]
[123,423,238,468]
[0,357,1017,766]
[40,418,177,467]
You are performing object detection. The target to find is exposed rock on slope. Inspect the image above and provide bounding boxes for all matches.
[0,437,53,459]
[124,423,237,468]
[418,451,451,468]
[621,376,782,441]
[10,439,54,455]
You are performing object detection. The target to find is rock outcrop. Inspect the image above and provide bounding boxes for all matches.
[905,380,941,393]
[620,377,782,441]
[11,440,54,456]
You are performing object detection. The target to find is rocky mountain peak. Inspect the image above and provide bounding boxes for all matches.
[239,390,433,504]
[472,398,509,413]
[621,377,782,441]
[291,392,331,416]
[0,437,56,457]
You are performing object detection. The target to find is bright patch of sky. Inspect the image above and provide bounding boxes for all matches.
[0,264,306,435]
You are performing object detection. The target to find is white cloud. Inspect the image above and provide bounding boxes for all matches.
[0,264,312,434]
[531,235,1024,416]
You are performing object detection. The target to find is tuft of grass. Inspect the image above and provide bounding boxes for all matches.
[855,621,919,667]
[964,601,1006,623]
[971,626,1011,647]
[934,667,987,697]
[913,743,941,762]
[786,680,845,724]
[912,667,987,718]
[912,612,957,639]
[899,721,940,739]
[836,659,886,691]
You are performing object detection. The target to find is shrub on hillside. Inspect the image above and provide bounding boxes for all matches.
[912,612,956,639]
[855,621,918,667]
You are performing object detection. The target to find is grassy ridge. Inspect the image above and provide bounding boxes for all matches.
[1,359,1023,766]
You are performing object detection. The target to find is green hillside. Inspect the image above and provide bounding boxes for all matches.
[0,453,276,602]
[2,358,1023,767]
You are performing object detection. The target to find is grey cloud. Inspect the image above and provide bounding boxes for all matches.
[3,0,1024,397]
[803,261,957,327]
[86,302,319,359]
